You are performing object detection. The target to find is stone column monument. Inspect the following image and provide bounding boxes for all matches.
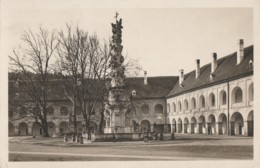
[104,13,132,134]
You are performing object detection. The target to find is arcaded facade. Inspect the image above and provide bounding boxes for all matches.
[8,40,254,137]
[166,41,253,136]
[8,76,177,136]
[167,75,253,136]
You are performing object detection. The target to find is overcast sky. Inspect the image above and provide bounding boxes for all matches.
[1,2,253,77]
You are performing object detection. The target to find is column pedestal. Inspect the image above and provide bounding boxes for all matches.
[216,122,220,135]
[53,126,60,137]
[28,127,32,136]
[195,123,199,134]
[187,124,191,134]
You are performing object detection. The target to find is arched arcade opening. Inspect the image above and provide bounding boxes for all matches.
[230,112,244,135]
[32,122,42,135]
[207,114,216,134]
[184,118,189,133]
[177,118,182,133]
[190,117,197,134]
[59,121,68,134]
[218,113,227,135]
[140,120,151,132]
[19,122,28,136]
[198,115,206,134]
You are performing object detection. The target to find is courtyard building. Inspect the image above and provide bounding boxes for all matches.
[167,40,253,136]
[8,40,253,137]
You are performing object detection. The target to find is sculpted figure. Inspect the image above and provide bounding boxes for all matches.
[104,109,110,127]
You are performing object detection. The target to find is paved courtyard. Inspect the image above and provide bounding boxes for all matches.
[9,134,253,161]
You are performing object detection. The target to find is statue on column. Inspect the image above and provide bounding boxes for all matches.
[103,12,133,134]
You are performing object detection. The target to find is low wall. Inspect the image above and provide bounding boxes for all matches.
[90,133,174,142]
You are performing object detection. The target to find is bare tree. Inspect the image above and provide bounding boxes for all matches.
[56,25,82,133]
[56,25,111,136]
[123,54,142,78]
[9,27,58,137]
[82,37,111,135]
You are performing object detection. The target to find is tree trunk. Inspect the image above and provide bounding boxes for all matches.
[73,101,77,133]
[99,106,105,134]
[84,117,91,140]
[41,118,49,137]
[73,114,77,133]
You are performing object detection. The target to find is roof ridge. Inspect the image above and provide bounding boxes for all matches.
[127,76,178,78]
[167,44,254,97]
[180,45,253,77]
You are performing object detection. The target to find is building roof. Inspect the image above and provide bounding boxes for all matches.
[8,45,254,101]
[125,76,178,99]
[9,75,178,101]
[167,45,254,98]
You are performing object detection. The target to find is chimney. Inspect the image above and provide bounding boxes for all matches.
[196,59,200,78]
[211,53,217,73]
[144,71,148,85]
[179,69,184,85]
[237,39,244,64]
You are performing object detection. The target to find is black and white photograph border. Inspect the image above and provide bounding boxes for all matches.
[1,0,260,168]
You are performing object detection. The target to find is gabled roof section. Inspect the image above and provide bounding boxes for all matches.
[167,45,253,98]
[9,74,179,101]
[125,76,179,99]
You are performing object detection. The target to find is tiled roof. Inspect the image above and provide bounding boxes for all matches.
[9,75,178,101]
[167,45,253,97]
[125,76,178,99]
[8,45,253,101]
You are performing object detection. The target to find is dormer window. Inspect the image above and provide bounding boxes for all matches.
[210,73,215,80]
[249,59,253,68]
[132,90,136,96]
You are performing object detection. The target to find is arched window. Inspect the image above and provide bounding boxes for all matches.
[167,103,170,113]
[47,107,54,116]
[155,104,163,114]
[232,87,243,103]
[209,93,216,107]
[199,95,205,108]
[249,83,253,101]
[184,99,188,111]
[141,104,149,114]
[172,102,176,112]
[178,101,182,112]
[60,106,69,116]
[191,97,196,109]
[235,89,243,103]
[220,90,227,105]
